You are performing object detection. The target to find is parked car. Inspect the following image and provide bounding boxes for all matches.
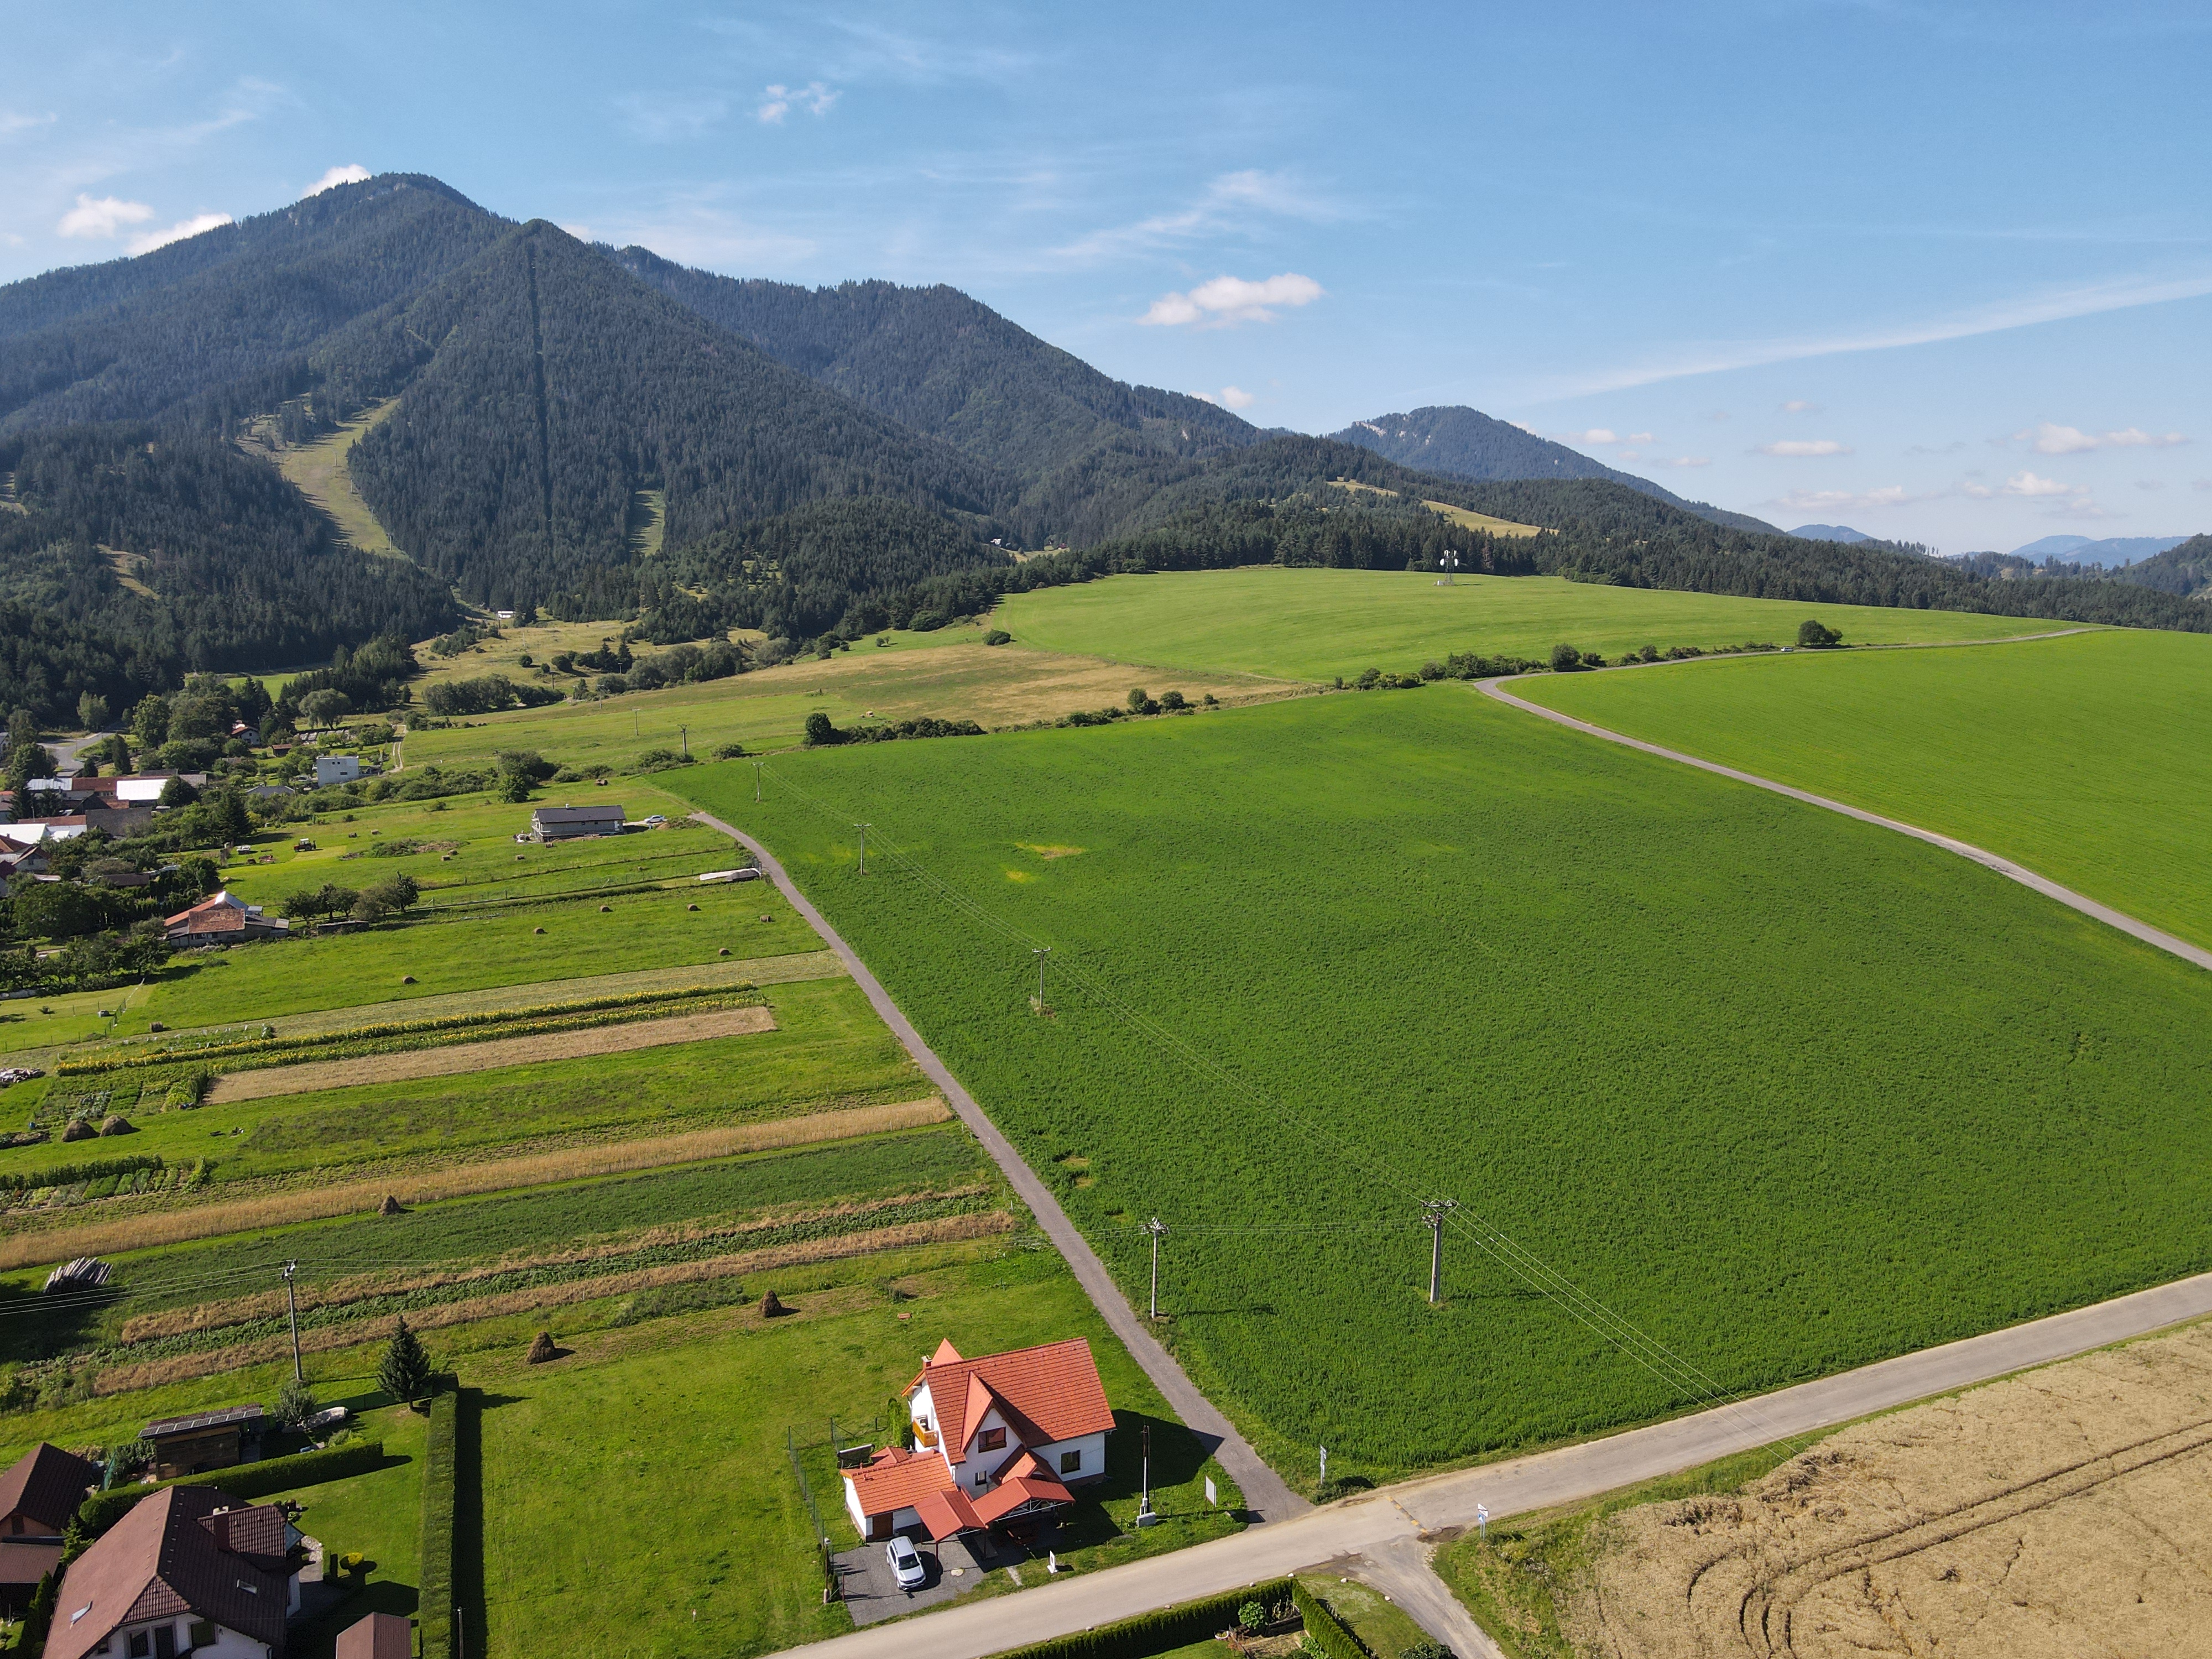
[886,1533,926,1592]
[641,814,668,827]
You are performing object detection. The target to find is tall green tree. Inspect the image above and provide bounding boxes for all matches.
[378,1317,435,1407]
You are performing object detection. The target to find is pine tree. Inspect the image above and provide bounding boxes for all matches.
[378,1317,434,1406]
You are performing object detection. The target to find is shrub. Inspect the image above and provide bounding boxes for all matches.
[274,1376,319,1432]
[991,1579,1294,1659]
[419,1392,460,1659]
[713,742,747,760]
[984,629,1012,646]
[1290,1582,1364,1659]
[74,1439,387,1538]
[803,712,837,747]
[1798,617,1844,648]
[1549,641,1586,672]
[1238,1600,1267,1632]
[379,1317,434,1406]
[633,748,695,773]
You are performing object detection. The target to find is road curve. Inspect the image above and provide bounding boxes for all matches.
[766,1264,2212,1659]
[1476,676,2212,975]
[689,811,1307,1526]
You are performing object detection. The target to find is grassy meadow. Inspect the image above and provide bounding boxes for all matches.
[676,686,2212,1475]
[994,568,2060,682]
[1518,627,2212,951]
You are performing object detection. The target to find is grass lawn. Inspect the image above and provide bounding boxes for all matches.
[675,687,2212,1477]
[994,568,2059,683]
[1300,1573,1434,1658]
[468,1246,1241,1659]
[262,399,407,560]
[1516,627,2212,951]
[400,634,1284,776]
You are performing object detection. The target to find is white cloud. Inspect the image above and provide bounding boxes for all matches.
[127,212,232,255]
[1627,431,1654,444]
[1,111,55,137]
[1782,399,1820,413]
[1616,448,1642,461]
[58,194,154,239]
[1052,169,1344,267]
[1561,428,1617,445]
[759,82,837,124]
[1218,385,1255,410]
[1759,439,1851,457]
[2018,421,2189,456]
[1960,482,1994,498]
[1649,456,1712,468]
[2003,469,2080,497]
[1138,272,1322,328]
[1777,486,1916,512]
[2102,426,2188,448]
[304,164,370,197]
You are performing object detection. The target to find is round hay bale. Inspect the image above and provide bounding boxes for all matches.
[401,975,417,984]
[97,1115,133,1137]
[525,1330,560,1364]
[718,947,731,957]
[148,1022,166,1033]
[533,926,546,935]
[687,903,700,912]
[599,905,612,912]
[378,1194,403,1216]
[759,1289,789,1318]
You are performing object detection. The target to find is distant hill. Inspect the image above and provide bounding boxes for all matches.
[2114,535,2212,598]
[2010,533,2190,565]
[1791,524,1871,543]
[1328,405,1780,534]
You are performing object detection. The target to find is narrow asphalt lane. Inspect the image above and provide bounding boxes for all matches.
[1476,674,2212,975]
[689,811,1307,1526]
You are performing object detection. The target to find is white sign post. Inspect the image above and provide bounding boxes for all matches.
[1204,1477,1217,1507]
[1477,1503,1489,1541]
[1318,1446,1328,1486]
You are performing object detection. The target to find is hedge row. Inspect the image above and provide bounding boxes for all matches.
[987,1577,1295,1659]
[60,982,756,1075]
[419,1392,458,1659]
[1292,1580,1366,1659]
[0,1155,164,1196]
[76,1438,388,1536]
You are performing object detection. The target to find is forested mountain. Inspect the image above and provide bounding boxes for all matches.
[2113,535,2211,598]
[0,176,504,434]
[1329,405,1780,533]
[0,425,458,670]
[0,600,179,727]
[317,222,1004,617]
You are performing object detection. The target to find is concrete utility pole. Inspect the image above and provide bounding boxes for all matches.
[853,823,871,874]
[1135,1422,1159,1525]
[1422,1198,1459,1304]
[1031,945,1052,1005]
[1145,1217,1168,1319]
[679,724,689,759]
[282,1260,302,1383]
[752,760,765,802]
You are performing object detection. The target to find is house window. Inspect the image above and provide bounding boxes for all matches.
[190,1625,217,1650]
[1060,1449,1082,1474]
[128,1634,151,1659]
[978,1428,1006,1452]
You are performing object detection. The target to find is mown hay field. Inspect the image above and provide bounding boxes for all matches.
[994,568,2059,683]
[680,688,2212,1475]
[1518,626,2212,951]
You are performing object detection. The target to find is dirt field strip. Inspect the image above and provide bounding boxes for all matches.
[202,1003,777,1103]
[91,1209,1019,1394]
[118,1181,998,1342]
[1554,1321,2212,1657]
[0,1097,950,1269]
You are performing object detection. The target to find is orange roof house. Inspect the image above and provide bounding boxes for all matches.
[841,1337,1114,1542]
[163,891,290,947]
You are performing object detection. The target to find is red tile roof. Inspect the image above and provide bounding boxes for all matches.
[44,1487,289,1659]
[969,1452,1074,1525]
[921,1338,1114,1467]
[843,1445,956,1516]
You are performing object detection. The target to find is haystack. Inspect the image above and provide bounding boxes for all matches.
[525,1330,560,1364]
[760,1290,789,1318]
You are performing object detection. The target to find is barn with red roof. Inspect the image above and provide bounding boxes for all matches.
[840,1337,1115,1542]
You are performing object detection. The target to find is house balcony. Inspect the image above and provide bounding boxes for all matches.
[912,1425,939,1449]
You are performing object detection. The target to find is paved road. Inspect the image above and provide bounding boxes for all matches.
[767,1266,2212,1659]
[1477,674,2212,975]
[689,812,1306,1526]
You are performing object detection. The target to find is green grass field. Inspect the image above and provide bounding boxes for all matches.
[264,400,407,560]
[1516,627,2212,952]
[677,687,2212,1474]
[994,568,2062,683]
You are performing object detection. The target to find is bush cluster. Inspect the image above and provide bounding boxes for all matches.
[990,1578,1295,1659]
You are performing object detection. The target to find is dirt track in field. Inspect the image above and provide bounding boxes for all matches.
[1566,1322,2212,1657]
[202,1003,777,1102]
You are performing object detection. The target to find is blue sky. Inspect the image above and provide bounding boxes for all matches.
[3,1,2208,552]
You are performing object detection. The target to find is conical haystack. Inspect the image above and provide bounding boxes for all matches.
[525,1330,560,1364]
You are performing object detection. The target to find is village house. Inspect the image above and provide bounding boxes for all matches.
[161,895,290,950]
[842,1337,1114,1544]
[528,804,626,842]
[0,1443,100,1611]
[108,775,210,806]
[311,757,362,789]
[42,1485,309,1659]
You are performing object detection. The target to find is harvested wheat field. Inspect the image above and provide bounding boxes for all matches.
[203,1003,778,1103]
[1561,1322,2212,1658]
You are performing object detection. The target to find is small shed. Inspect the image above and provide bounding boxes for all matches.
[530,805,626,842]
[336,1611,414,1659]
[140,1404,265,1480]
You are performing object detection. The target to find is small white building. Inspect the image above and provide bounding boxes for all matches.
[842,1337,1114,1543]
[313,755,362,787]
[110,774,209,805]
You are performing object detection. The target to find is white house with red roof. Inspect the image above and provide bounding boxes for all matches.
[841,1337,1115,1543]
[162,891,290,947]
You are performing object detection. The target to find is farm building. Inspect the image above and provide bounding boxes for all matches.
[41,1484,310,1659]
[335,1612,410,1659]
[842,1337,1113,1543]
[163,893,290,948]
[0,1443,100,1610]
[312,756,363,787]
[140,1404,267,1480]
[529,805,626,842]
[109,774,209,805]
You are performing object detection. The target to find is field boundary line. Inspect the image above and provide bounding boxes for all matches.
[1476,675,2212,975]
[688,810,1308,1525]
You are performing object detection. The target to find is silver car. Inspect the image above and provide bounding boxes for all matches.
[886,1533,927,1591]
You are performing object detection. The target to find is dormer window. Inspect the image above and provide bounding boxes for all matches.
[978,1427,1005,1452]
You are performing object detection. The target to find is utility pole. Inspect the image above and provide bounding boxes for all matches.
[1135,1422,1159,1525]
[679,724,689,759]
[1145,1217,1168,1319]
[753,760,765,802]
[853,823,870,874]
[1422,1198,1459,1304]
[282,1260,302,1383]
[1031,945,1051,1006]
